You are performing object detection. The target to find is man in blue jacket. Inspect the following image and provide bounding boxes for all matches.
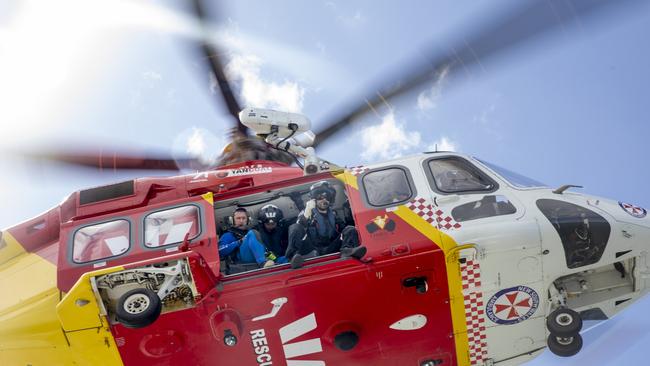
[219,207,274,268]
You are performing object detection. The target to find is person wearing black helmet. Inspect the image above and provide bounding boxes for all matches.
[255,204,289,263]
[286,180,364,268]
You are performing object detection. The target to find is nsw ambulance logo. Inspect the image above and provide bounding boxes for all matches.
[486,285,539,325]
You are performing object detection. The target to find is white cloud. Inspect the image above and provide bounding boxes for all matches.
[212,24,349,89]
[360,112,421,161]
[426,136,458,152]
[172,127,225,166]
[416,65,450,111]
[224,53,305,113]
[186,128,207,157]
[142,70,162,81]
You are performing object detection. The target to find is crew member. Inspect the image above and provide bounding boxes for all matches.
[255,204,289,263]
[286,181,364,268]
[219,207,274,268]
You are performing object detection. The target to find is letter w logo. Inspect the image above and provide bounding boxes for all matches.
[279,313,325,366]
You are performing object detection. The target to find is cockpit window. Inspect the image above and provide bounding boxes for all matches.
[144,205,201,248]
[476,159,547,188]
[536,199,611,269]
[361,167,414,207]
[73,219,130,263]
[426,157,496,194]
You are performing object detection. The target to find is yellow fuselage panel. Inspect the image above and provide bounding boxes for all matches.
[0,231,61,350]
[0,252,57,312]
[0,232,124,365]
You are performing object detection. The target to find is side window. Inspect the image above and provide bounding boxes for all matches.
[144,206,200,248]
[361,167,414,207]
[451,195,516,222]
[427,157,496,194]
[73,220,130,263]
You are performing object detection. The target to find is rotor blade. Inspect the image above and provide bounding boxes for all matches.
[16,149,202,171]
[313,0,642,147]
[191,0,246,133]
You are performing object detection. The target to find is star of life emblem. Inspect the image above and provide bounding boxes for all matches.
[486,285,539,325]
[619,201,647,218]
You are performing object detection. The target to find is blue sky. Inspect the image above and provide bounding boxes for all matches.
[0,1,648,364]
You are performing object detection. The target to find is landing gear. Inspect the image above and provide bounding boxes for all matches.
[546,308,583,337]
[546,307,583,357]
[116,288,162,328]
[547,333,583,357]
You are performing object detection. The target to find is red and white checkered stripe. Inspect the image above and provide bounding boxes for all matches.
[406,197,437,225]
[406,197,461,230]
[435,209,461,230]
[347,166,369,176]
[461,259,487,365]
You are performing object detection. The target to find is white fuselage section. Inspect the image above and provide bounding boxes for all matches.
[359,152,650,365]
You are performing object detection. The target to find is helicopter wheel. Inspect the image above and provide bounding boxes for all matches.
[546,307,583,337]
[115,288,162,328]
[547,333,583,357]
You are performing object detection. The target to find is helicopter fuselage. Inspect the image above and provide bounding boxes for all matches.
[1,153,648,366]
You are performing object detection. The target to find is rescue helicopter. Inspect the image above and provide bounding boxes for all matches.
[1,1,648,365]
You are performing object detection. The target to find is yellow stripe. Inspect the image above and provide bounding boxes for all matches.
[334,169,469,364]
[393,206,471,366]
[57,266,126,366]
[334,170,359,190]
[201,192,214,205]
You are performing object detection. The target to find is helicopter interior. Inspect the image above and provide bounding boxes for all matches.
[213,178,355,275]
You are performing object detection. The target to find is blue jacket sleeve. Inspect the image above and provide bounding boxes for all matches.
[218,232,240,257]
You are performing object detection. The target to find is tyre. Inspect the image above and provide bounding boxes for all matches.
[116,288,162,328]
[546,307,582,337]
[547,333,583,357]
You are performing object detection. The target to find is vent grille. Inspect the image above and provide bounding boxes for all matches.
[79,180,135,205]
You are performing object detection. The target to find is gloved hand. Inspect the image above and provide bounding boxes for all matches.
[303,199,316,220]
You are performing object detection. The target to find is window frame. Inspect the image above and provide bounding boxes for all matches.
[423,156,499,195]
[141,203,204,250]
[69,218,133,265]
[358,165,417,209]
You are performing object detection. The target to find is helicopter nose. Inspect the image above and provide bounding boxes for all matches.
[591,198,650,278]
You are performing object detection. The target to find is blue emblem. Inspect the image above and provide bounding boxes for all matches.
[486,285,539,325]
[619,202,647,219]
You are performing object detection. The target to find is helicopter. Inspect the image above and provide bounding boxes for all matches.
[1,0,649,365]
